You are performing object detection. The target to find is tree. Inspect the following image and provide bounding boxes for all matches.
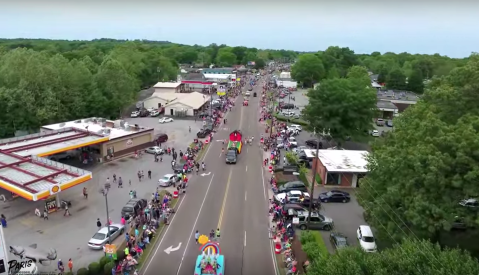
[326,66,340,79]
[302,75,377,144]
[306,239,479,275]
[386,68,407,90]
[216,48,237,67]
[407,68,424,94]
[346,66,371,87]
[253,58,266,69]
[291,54,325,87]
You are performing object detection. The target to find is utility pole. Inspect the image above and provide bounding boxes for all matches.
[307,129,320,227]
[100,182,112,249]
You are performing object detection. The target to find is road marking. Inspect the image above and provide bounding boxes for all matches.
[245,165,248,172]
[245,191,247,201]
[217,169,232,230]
[261,160,279,275]
[244,231,247,247]
[164,242,182,254]
[176,174,216,275]
[260,164,267,200]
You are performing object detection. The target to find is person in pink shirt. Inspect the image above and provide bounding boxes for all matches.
[121,217,126,225]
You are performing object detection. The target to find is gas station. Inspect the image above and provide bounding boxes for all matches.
[0,117,154,205]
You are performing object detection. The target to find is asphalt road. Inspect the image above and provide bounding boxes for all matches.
[143,80,276,275]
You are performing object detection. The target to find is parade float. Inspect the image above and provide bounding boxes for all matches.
[194,242,225,275]
[227,130,242,154]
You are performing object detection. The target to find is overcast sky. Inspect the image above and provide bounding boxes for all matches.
[1,1,477,58]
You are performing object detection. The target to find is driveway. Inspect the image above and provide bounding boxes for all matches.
[315,186,366,252]
[1,119,201,272]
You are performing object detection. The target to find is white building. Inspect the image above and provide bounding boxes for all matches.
[276,78,297,88]
[153,82,183,94]
[142,90,210,117]
[280,72,291,79]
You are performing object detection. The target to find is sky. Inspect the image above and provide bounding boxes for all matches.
[1,1,478,58]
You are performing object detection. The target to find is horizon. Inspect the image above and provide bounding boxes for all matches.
[1,1,478,58]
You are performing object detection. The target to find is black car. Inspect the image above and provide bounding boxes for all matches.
[225,150,237,164]
[282,203,308,213]
[172,164,192,174]
[281,103,295,109]
[295,199,321,210]
[305,139,323,148]
[121,198,147,219]
[277,181,308,194]
[248,87,253,91]
[318,190,351,203]
[198,112,209,118]
[330,232,349,250]
[197,128,212,138]
[253,92,257,97]
[156,133,168,143]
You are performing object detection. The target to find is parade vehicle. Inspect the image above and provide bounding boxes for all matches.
[195,242,224,275]
[227,130,243,154]
[243,100,248,106]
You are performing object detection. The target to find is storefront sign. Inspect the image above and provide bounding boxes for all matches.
[126,139,133,146]
[50,185,61,195]
[45,196,58,213]
[292,217,299,224]
[104,244,117,260]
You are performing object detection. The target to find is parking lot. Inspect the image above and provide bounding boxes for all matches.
[1,118,201,272]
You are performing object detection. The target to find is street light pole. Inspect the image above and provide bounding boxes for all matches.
[100,182,112,246]
[307,129,320,227]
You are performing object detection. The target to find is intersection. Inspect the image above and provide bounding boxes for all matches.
[143,80,277,275]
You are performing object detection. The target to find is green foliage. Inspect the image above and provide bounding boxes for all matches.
[300,231,329,262]
[284,151,298,165]
[103,262,115,275]
[76,267,89,275]
[302,74,377,143]
[386,68,407,90]
[306,239,479,275]
[273,114,309,126]
[254,58,266,69]
[291,54,325,87]
[88,262,101,274]
[300,230,316,244]
[360,56,479,256]
[407,68,425,94]
[98,256,111,271]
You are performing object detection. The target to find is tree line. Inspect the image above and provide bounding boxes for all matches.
[0,39,296,137]
[291,46,470,93]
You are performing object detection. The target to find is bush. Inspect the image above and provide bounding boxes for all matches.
[77,267,89,275]
[104,262,115,275]
[99,256,111,271]
[274,114,309,126]
[88,262,101,275]
[300,230,316,245]
[302,241,325,260]
[299,171,310,188]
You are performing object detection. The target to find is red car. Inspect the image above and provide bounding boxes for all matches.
[243,100,248,106]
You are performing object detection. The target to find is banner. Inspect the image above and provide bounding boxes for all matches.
[217,85,226,96]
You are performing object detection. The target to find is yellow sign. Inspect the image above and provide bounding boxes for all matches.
[217,91,226,96]
[105,244,117,254]
[236,78,241,81]
[50,185,61,195]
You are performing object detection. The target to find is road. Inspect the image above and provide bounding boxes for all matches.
[143,80,277,275]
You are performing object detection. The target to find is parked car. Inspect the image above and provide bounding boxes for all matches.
[282,203,309,213]
[197,128,212,138]
[131,111,140,118]
[292,146,308,154]
[172,164,192,174]
[139,110,150,117]
[158,174,179,187]
[145,146,164,155]
[371,130,380,137]
[386,120,393,127]
[305,139,322,148]
[150,110,160,117]
[297,213,334,231]
[121,199,147,219]
[357,225,377,252]
[459,198,479,208]
[318,190,351,203]
[330,232,349,250]
[159,117,174,123]
[156,133,168,143]
[287,137,298,147]
[274,190,310,203]
[277,181,308,194]
[47,151,75,161]
[376,118,385,126]
[88,224,125,249]
[290,124,302,131]
[281,103,295,109]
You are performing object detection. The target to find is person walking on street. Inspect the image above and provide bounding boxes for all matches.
[43,210,48,220]
[195,230,200,244]
[118,177,123,188]
[148,170,151,179]
[68,259,73,273]
[97,218,102,229]
[83,187,88,199]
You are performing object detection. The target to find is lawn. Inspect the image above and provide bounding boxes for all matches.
[310,231,330,256]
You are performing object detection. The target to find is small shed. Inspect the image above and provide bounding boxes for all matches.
[153,82,182,94]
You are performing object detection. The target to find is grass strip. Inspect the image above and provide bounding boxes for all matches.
[310,231,330,256]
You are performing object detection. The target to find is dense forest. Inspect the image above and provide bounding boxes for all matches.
[0,38,470,138]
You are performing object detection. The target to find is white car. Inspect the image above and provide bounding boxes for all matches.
[145,146,164,155]
[159,117,174,123]
[290,124,302,131]
[459,198,479,208]
[288,137,298,146]
[274,190,310,203]
[88,224,125,249]
[282,111,295,117]
[357,225,377,252]
[371,130,380,137]
[147,107,155,112]
[131,111,140,118]
[293,146,308,154]
[159,174,178,187]
[245,91,251,96]
[150,110,160,117]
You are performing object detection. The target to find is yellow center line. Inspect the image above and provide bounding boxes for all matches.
[217,169,233,229]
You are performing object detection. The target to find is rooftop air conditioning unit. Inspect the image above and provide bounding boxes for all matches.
[92,119,98,124]
[103,129,111,135]
[59,123,65,127]
[100,118,107,123]
[119,121,125,128]
[74,120,81,123]
[124,122,129,130]
[101,122,107,127]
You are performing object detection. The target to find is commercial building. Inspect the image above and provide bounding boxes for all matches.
[276,78,297,88]
[153,82,183,94]
[377,100,398,118]
[377,90,418,113]
[306,149,369,188]
[142,89,210,117]
[0,118,154,202]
